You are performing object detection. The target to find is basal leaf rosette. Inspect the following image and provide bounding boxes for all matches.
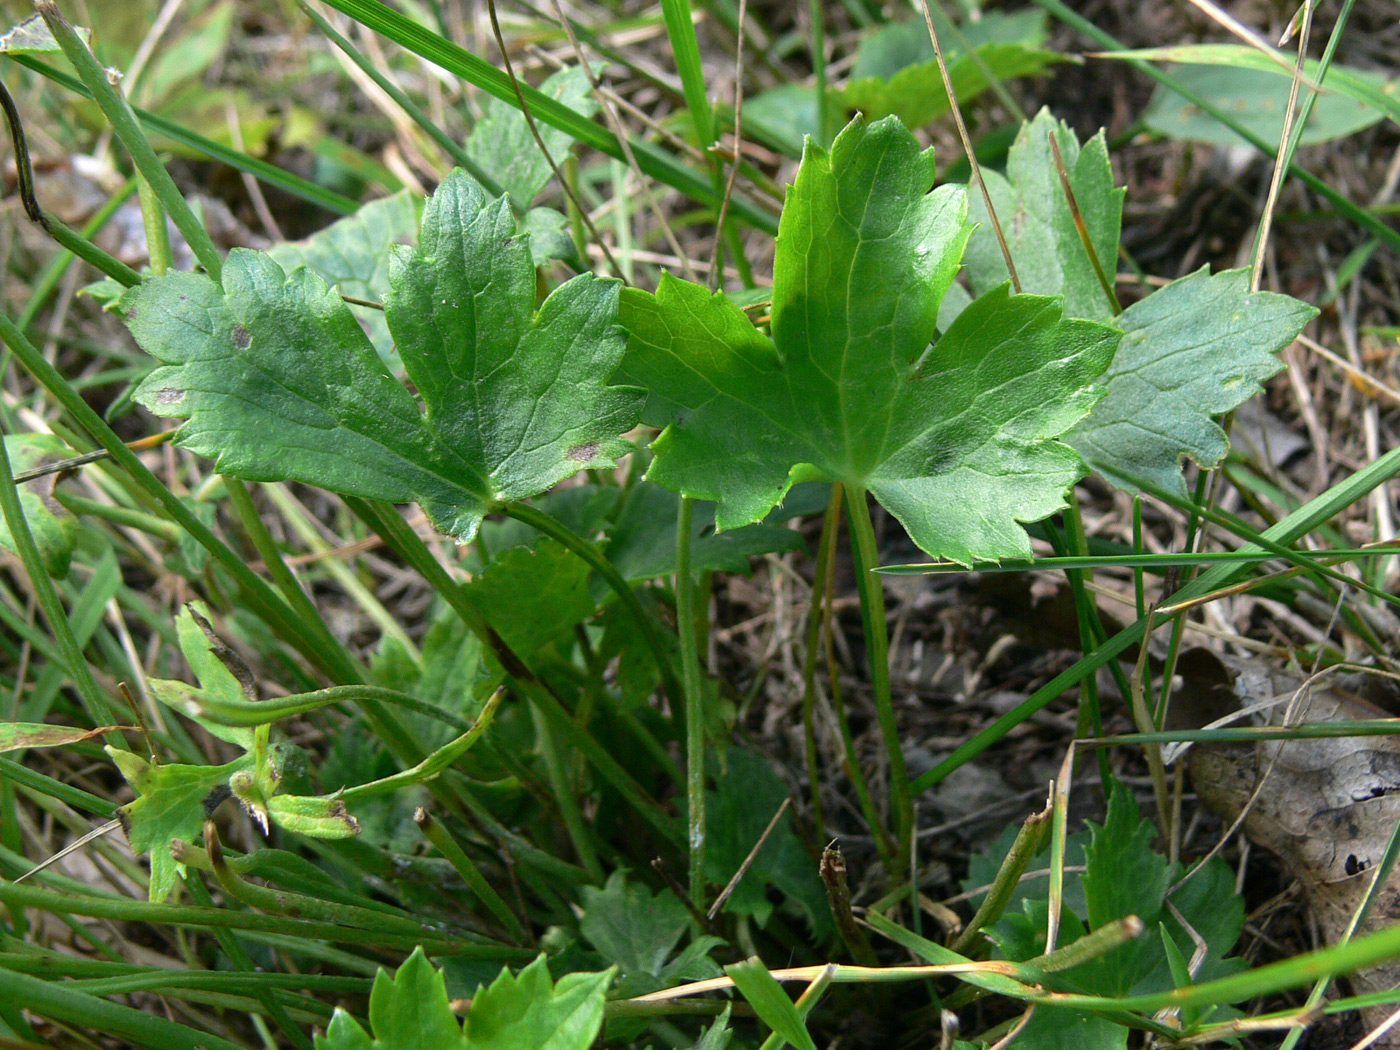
[618,116,1121,564]
[124,169,644,544]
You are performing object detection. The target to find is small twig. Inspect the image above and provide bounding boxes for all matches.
[0,76,50,231]
[652,856,719,934]
[915,0,1019,292]
[820,842,879,966]
[708,797,790,921]
[484,0,625,283]
[13,430,177,484]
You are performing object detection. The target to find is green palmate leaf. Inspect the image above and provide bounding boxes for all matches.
[1065,268,1316,497]
[267,189,421,365]
[0,434,78,578]
[464,65,599,209]
[319,947,464,1050]
[108,746,252,902]
[126,168,644,544]
[619,116,1120,563]
[963,108,1124,323]
[580,872,723,997]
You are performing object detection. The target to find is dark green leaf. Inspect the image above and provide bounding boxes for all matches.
[619,116,1119,563]
[1065,268,1316,497]
[464,538,596,656]
[580,871,722,996]
[126,169,645,544]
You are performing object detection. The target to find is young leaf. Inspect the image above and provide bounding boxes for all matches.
[962,108,1124,323]
[318,947,465,1050]
[1065,268,1316,497]
[618,116,1120,564]
[267,189,421,365]
[107,746,251,902]
[725,957,818,1050]
[462,955,612,1050]
[125,169,644,545]
[0,434,78,579]
[464,65,599,209]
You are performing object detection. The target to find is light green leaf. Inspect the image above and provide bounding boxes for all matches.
[267,794,361,839]
[838,11,1060,130]
[126,168,645,545]
[839,44,1061,131]
[0,434,78,579]
[318,947,466,1050]
[963,108,1124,323]
[693,1004,734,1050]
[726,957,817,1050]
[1143,63,1391,147]
[463,955,612,1050]
[147,602,256,748]
[267,189,421,365]
[1065,268,1316,497]
[108,746,251,902]
[464,65,599,208]
[618,116,1120,563]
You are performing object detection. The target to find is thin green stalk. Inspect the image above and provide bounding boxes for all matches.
[0,969,246,1050]
[799,485,840,835]
[346,497,678,843]
[50,491,180,542]
[135,174,172,277]
[500,501,682,702]
[677,496,706,907]
[181,873,312,1050]
[529,702,605,881]
[39,2,222,279]
[297,0,503,197]
[15,180,138,331]
[912,441,1400,793]
[0,425,119,733]
[415,807,527,942]
[843,486,912,863]
[224,478,359,670]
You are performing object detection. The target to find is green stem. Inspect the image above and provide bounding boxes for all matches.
[39,2,223,279]
[135,174,172,277]
[677,496,706,907]
[843,487,911,863]
[415,807,527,942]
[799,486,839,835]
